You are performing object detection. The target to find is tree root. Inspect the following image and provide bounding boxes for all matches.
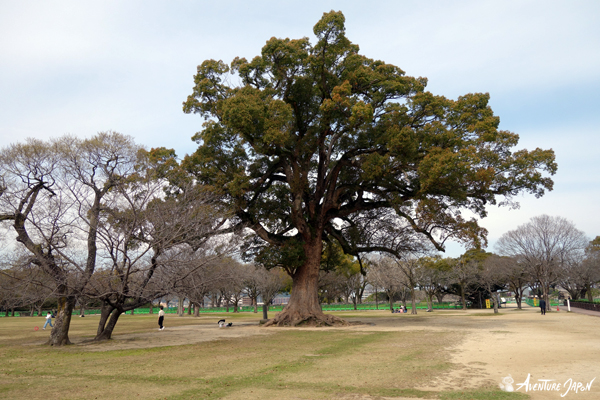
[263,310,348,327]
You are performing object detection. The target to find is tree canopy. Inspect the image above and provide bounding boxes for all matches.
[182,11,556,326]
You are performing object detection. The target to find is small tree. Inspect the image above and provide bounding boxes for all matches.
[396,257,424,314]
[419,256,452,311]
[558,237,600,302]
[449,250,484,310]
[255,267,287,320]
[582,237,600,301]
[481,254,508,313]
[368,255,405,312]
[499,255,528,309]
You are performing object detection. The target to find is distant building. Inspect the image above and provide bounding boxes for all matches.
[271,294,290,305]
[242,296,253,306]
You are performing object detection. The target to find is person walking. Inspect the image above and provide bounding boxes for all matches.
[158,306,165,331]
[43,312,53,330]
[539,298,546,315]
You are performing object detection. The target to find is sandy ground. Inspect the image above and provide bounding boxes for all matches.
[75,321,275,352]
[351,307,599,400]
[71,307,599,399]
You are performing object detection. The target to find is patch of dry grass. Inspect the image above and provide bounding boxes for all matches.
[0,312,531,400]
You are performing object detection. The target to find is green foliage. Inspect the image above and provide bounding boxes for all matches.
[459,248,492,268]
[422,255,454,272]
[321,241,360,275]
[252,237,306,275]
[587,236,600,254]
[182,10,556,269]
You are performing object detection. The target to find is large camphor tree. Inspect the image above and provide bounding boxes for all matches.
[182,11,556,326]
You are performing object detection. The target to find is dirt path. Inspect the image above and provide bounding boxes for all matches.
[304,307,599,400]
[383,307,599,400]
[74,322,274,352]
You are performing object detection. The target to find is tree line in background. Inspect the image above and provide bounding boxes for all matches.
[321,214,599,316]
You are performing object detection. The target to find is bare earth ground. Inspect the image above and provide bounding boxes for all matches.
[73,321,274,352]
[22,306,599,399]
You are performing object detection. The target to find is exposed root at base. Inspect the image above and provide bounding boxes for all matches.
[45,339,73,346]
[263,311,348,327]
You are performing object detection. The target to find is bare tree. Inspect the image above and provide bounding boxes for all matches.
[419,256,452,311]
[0,249,57,317]
[318,270,345,305]
[582,237,600,301]
[497,215,588,311]
[368,255,406,312]
[255,267,287,320]
[345,272,367,310]
[0,133,149,345]
[498,255,529,309]
[449,250,483,310]
[481,254,509,313]
[396,257,424,314]
[173,250,227,316]
[242,264,262,313]
[558,237,600,302]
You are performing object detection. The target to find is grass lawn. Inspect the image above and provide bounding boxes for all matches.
[0,311,530,400]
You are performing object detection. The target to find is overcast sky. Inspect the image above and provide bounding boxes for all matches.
[1,1,599,257]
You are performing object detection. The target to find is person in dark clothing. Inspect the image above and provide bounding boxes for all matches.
[539,298,546,315]
[158,306,165,330]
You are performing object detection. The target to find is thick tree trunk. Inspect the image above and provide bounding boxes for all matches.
[94,309,123,341]
[493,293,499,314]
[494,293,500,314]
[264,241,346,327]
[434,292,445,304]
[586,284,594,302]
[514,287,523,309]
[543,284,550,311]
[178,297,184,316]
[47,296,74,346]
[262,303,269,320]
[460,284,467,310]
[410,288,417,315]
[97,302,115,337]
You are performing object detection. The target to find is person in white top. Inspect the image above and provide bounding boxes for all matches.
[43,312,53,330]
[158,306,165,331]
